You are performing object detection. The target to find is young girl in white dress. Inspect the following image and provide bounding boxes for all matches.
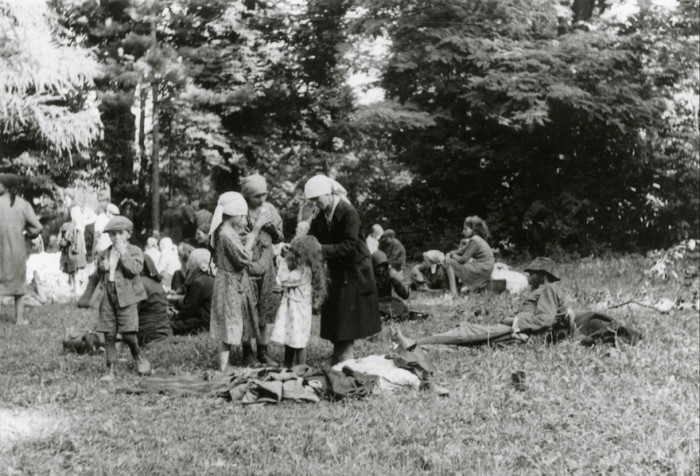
[270,235,326,368]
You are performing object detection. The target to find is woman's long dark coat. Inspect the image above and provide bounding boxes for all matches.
[309,199,381,342]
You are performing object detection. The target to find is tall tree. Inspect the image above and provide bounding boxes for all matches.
[1,0,102,172]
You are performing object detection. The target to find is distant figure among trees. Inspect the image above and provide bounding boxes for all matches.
[0,174,43,325]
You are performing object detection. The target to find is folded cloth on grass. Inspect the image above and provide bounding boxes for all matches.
[119,365,377,404]
[333,354,422,393]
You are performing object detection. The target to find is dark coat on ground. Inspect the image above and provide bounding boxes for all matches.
[171,269,214,335]
[309,199,381,342]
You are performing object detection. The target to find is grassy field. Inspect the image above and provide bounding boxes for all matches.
[1,256,698,475]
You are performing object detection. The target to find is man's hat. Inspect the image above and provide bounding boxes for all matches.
[524,257,560,282]
[372,250,389,268]
[103,216,133,233]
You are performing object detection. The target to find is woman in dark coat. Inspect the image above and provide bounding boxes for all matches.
[138,254,171,345]
[304,174,381,363]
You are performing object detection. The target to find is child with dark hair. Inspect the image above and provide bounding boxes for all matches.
[445,215,495,295]
[270,235,327,368]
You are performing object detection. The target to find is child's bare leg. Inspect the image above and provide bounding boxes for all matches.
[14,295,28,325]
[295,348,307,366]
[102,332,118,381]
[219,342,231,372]
[446,266,458,296]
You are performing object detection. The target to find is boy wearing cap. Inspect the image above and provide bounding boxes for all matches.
[95,216,150,381]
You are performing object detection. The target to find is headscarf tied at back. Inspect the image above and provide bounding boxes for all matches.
[303,174,350,203]
[208,192,249,247]
[185,248,214,285]
[241,174,268,198]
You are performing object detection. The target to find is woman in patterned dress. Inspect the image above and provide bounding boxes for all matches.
[241,173,284,365]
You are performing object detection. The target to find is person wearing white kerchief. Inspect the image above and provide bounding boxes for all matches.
[157,237,181,290]
[208,191,270,371]
[241,173,284,366]
[304,174,381,364]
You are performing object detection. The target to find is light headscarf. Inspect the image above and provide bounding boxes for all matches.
[208,192,248,247]
[304,174,349,203]
[241,174,268,198]
[157,237,181,275]
[185,248,214,284]
[423,250,445,274]
[70,206,87,232]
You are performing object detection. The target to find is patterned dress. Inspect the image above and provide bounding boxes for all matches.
[209,225,259,345]
[246,203,283,325]
[270,261,313,348]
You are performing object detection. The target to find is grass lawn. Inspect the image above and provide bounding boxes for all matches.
[1,256,698,474]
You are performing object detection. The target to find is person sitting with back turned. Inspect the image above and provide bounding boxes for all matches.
[138,254,171,346]
[366,224,384,254]
[378,229,406,280]
[372,250,410,320]
[170,248,215,336]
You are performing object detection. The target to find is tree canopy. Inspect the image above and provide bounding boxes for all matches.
[1,0,697,254]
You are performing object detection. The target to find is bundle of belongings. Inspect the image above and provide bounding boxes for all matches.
[62,328,105,354]
[120,346,437,404]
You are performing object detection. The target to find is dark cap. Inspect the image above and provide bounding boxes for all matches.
[103,216,134,233]
[372,250,388,267]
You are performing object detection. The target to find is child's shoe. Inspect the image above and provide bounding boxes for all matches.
[134,356,151,376]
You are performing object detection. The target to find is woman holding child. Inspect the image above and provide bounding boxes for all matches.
[304,174,381,364]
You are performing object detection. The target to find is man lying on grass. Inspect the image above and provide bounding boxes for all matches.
[392,257,573,348]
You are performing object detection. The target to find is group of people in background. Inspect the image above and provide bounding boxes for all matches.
[2,169,570,382]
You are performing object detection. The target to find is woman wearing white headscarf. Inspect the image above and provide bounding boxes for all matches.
[157,237,181,289]
[208,191,270,371]
[304,174,381,364]
[241,173,284,365]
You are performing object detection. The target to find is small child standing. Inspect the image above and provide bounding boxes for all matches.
[94,216,150,381]
[270,235,326,368]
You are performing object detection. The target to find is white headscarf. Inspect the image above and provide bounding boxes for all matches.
[304,174,350,203]
[208,192,248,247]
[157,237,181,275]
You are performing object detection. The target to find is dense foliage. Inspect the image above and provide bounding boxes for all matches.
[1,0,697,254]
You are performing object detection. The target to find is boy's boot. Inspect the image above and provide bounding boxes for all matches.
[257,344,278,366]
[134,355,151,376]
[101,364,116,382]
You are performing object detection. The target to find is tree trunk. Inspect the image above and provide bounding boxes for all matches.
[150,20,160,233]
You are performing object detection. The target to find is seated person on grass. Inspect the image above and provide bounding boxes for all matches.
[411,250,450,292]
[169,248,214,336]
[138,254,171,346]
[393,257,571,348]
[372,250,410,320]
